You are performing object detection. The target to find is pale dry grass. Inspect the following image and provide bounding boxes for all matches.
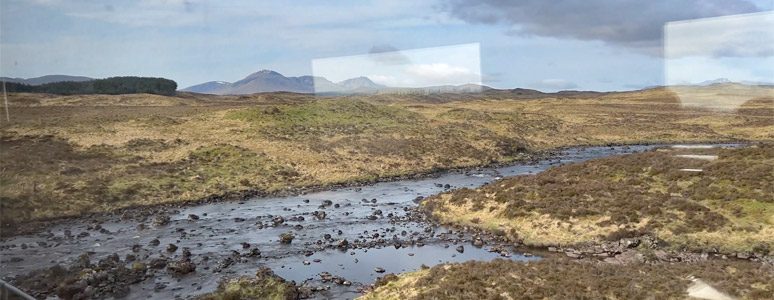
[1,86,772,223]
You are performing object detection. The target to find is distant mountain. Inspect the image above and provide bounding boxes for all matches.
[182,81,232,94]
[337,76,386,90]
[181,70,483,95]
[1,75,92,85]
[677,78,774,87]
[183,70,322,94]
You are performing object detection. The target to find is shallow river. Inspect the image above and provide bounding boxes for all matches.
[2,145,687,299]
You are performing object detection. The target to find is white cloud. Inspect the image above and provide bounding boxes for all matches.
[405,63,475,81]
[529,79,579,91]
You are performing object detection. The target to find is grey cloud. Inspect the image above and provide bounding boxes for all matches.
[441,0,762,55]
[368,44,411,65]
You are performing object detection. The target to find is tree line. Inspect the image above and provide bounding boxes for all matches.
[3,77,177,96]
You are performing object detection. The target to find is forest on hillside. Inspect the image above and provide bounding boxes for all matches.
[4,77,177,96]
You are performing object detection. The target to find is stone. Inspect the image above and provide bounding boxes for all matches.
[167,260,196,275]
[279,233,294,244]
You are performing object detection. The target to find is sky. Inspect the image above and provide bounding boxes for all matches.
[1,0,773,92]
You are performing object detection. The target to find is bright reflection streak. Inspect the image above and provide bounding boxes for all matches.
[665,11,774,110]
[312,43,482,95]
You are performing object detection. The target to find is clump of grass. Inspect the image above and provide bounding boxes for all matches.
[226,98,423,137]
[194,268,298,300]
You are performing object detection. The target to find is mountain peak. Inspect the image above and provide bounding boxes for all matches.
[255,69,281,76]
[337,76,385,89]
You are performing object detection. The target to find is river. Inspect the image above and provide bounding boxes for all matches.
[2,144,686,299]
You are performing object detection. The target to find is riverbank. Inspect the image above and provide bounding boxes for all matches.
[358,257,774,300]
[0,141,740,238]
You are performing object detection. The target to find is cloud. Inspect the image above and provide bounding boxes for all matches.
[368,44,411,65]
[440,0,764,55]
[530,79,578,91]
[404,63,480,85]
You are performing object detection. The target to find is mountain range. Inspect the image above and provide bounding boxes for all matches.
[181,70,486,95]
[182,70,390,95]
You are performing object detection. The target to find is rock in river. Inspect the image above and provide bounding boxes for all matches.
[279,233,294,244]
[167,259,196,275]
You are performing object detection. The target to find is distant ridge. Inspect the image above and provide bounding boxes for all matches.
[1,75,93,85]
[181,70,485,95]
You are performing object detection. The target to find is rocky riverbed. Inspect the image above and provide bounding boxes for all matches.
[1,145,690,299]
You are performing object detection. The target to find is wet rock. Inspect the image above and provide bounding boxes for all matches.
[456,246,465,253]
[153,215,171,227]
[241,242,251,249]
[149,239,160,246]
[371,199,377,204]
[444,184,451,189]
[472,237,484,248]
[77,231,90,238]
[245,248,261,258]
[167,260,196,275]
[319,272,333,282]
[337,239,349,249]
[373,210,383,216]
[294,225,303,230]
[187,214,200,221]
[314,211,326,220]
[234,217,246,222]
[132,262,147,272]
[322,200,333,207]
[149,258,168,269]
[166,244,178,252]
[77,253,91,269]
[279,233,294,244]
[523,252,533,257]
[182,248,192,257]
[303,260,311,265]
[131,244,142,252]
[374,267,386,273]
[367,215,378,220]
[273,215,285,225]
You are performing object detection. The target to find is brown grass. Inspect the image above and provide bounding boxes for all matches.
[423,145,774,253]
[358,257,774,300]
[1,85,772,224]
